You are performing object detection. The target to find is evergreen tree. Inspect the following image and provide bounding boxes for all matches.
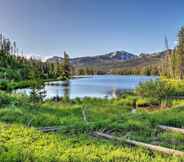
[30,80,46,103]
[62,51,71,80]
[176,27,184,79]
[161,26,184,79]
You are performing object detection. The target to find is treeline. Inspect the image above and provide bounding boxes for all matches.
[0,34,71,81]
[73,65,160,76]
[73,67,106,75]
[110,65,160,75]
[161,26,184,79]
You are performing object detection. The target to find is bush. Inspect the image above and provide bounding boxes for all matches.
[136,98,159,107]
[0,93,12,106]
[0,67,21,81]
[0,92,29,108]
[136,79,174,104]
[0,80,10,91]
[166,79,184,96]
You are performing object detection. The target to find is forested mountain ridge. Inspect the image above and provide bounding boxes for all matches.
[47,49,169,75]
[47,50,137,65]
[90,50,168,75]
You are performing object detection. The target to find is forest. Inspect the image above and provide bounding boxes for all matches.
[0,33,71,90]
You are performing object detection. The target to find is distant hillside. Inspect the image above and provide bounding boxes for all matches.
[47,50,137,66]
[105,50,168,69]
[47,50,168,72]
[46,56,63,63]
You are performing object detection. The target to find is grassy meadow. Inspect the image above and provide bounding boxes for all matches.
[1,82,184,162]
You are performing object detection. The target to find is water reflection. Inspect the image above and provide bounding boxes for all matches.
[63,80,70,99]
[15,75,158,99]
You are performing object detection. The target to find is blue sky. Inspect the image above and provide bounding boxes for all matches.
[0,0,183,58]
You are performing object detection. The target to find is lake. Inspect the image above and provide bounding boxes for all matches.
[15,75,158,99]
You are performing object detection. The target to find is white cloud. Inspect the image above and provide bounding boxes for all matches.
[21,53,42,60]
[21,53,57,62]
[173,40,178,46]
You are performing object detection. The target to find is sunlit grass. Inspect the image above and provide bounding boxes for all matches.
[0,122,182,162]
[1,92,184,161]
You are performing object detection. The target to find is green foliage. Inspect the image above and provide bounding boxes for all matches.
[135,78,184,108]
[61,52,71,80]
[30,80,46,103]
[176,26,184,79]
[0,67,21,80]
[159,131,184,150]
[161,26,184,79]
[136,79,174,103]
[136,97,159,107]
[0,92,29,107]
[0,35,72,83]
[0,79,44,91]
[1,123,182,162]
[165,79,184,96]
[1,92,184,161]
[0,80,9,90]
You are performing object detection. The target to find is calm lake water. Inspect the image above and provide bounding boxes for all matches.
[15,75,158,99]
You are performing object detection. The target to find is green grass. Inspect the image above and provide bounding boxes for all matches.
[1,92,184,161]
[0,79,44,91]
[0,123,182,162]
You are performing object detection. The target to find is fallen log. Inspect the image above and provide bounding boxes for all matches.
[93,131,184,157]
[158,125,184,134]
[38,122,93,133]
[168,96,184,99]
[38,126,62,132]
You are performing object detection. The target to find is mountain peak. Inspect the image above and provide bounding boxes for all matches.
[105,50,137,61]
[47,50,137,66]
[47,56,63,63]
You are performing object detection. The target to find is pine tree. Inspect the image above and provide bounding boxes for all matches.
[62,51,71,80]
[176,27,184,79]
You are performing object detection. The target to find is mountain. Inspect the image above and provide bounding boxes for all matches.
[46,50,169,75]
[102,50,168,69]
[46,56,63,63]
[47,50,138,66]
[104,51,137,61]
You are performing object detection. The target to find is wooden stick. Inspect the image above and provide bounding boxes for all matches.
[27,119,33,127]
[93,131,184,157]
[81,106,89,124]
[38,126,62,132]
[38,120,94,133]
[168,96,184,99]
[38,122,93,133]
[158,125,184,134]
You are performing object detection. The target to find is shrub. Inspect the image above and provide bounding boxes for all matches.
[136,79,174,104]
[136,98,159,107]
[0,92,11,106]
[166,79,184,96]
[0,80,10,91]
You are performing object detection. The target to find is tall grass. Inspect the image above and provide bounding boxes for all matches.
[0,123,182,162]
[1,87,184,161]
